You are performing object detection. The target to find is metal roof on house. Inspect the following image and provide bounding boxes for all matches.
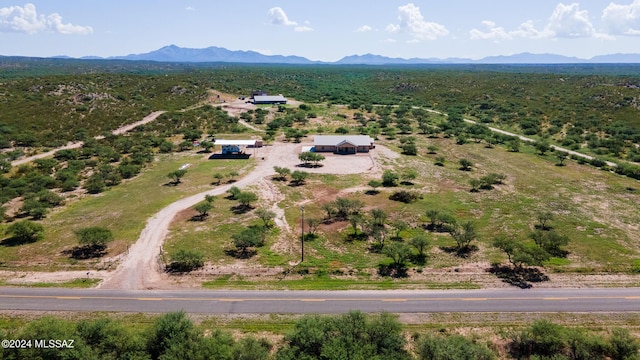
[213,139,257,146]
[253,95,287,102]
[313,135,374,147]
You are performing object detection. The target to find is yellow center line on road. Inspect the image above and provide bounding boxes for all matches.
[1,294,639,303]
[0,294,155,301]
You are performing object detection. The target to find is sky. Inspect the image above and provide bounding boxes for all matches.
[1,1,639,61]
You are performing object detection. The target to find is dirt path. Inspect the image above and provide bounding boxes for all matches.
[423,108,619,167]
[100,140,395,289]
[11,111,166,167]
[99,144,297,289]
[111,111,167,135]
[238,119,264,132]
[256,177,290,232]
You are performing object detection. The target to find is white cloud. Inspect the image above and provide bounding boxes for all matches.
[602,0,640,35]
[385,24,400,33]
[0,3,92,35]
[267,6,313,32]
[386,3,448,40]
[544,2,598,38]
[356,25,372,32]
[470,19,546,40]
[469,20,512,41]
[185,6,195,11]
[267,7,297,26]
[510,20,546,39]
[469,2,612,41]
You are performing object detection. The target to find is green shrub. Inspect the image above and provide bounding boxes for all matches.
[417,334,495,360]
[565,328,609,360]
[77,318,147,359]
[232,226,266,255]
[401,142,417,155]
[382,170,399,187]
[609,328,640,360]
[389,190,421,203]
[10,317,92,359]
[75,227,114,247]
[511,320,567,357]
[334,126,349,134]
[276,311,410,360]
[118,163,142,179]
[85,173,106,194]
[146,311,201,359]
[232,337,271,360]
[4,220,44,244]
[168,249,204,272]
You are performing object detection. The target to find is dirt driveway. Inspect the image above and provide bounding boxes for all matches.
[97,142,395,289]
[11,111,167,167]
[266,142,383,175]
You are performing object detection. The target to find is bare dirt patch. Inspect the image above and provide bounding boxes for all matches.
[0,270,108,285]
[172,208,199,224]
[254,176,297,256]
[222,100,255,112]
[279,142,391,176]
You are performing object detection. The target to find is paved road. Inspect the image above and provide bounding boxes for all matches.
[2,288,640,314]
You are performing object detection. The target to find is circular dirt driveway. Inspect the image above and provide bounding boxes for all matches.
[258,142,385,175]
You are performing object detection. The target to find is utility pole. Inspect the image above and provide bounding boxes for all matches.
[300,205,305,263]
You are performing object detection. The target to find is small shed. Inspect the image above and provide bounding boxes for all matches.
[212,139,261,157]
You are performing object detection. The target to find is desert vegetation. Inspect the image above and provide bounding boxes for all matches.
[3,61,640,163]
[1,57,640,358]
[1,310,638,360]
[0,59,638,290]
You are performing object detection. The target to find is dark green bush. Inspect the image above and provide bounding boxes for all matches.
[417,334,495,360]
[168,249,204,272]
[389,190,421,203]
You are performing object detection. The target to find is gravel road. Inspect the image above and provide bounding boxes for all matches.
[11,111,166,167]
[99,144,293,289]
[98,141,391,289]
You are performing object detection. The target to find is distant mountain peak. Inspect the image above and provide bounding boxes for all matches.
[37,45,640,65]
[110,44,317,64]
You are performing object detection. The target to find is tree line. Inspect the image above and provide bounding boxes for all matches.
[2,310,638,360]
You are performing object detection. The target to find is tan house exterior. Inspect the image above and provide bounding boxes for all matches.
[313,135,374,154]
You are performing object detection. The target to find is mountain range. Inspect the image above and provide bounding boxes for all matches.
[64,45,640,65]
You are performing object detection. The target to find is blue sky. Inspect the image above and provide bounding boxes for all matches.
[1,1,639,61]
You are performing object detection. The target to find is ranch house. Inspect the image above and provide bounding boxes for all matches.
[313,135,375,154]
